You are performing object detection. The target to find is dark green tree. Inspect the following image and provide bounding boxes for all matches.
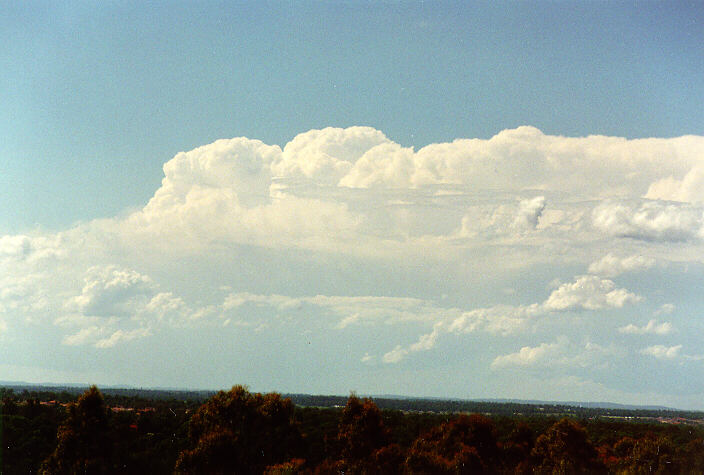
[611,434,678,474]
[502,422,535,472]
[175,385,301,474]
[337,395,389,462]
[332,394,397,474]
[40,386,112,475]
[530,418,606,474]
[404,414,499,474]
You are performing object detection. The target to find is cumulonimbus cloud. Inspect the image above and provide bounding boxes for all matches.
[2,125,704,355]
[106,125,704,255]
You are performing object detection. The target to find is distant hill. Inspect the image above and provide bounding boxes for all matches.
[473,398,675,412]
[281,393,696,419]
[369,394,675,412]
[0,381,698,419]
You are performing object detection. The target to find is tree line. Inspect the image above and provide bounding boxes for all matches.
[2,385,704,473]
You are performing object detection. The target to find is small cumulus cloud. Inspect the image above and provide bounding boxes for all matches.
[491,338,621,370]
[639,345,704,362]
[382,273,640,363]
[619,319,672,335]
[447,305,539,336]
[592,201,703,242]
[382,345,408,364]
[646,166,704,204]
[588,253,656,277]
[223,293,303,312]
[55,266,205,348]
[0,235,31,260]
[62,327,103,346]
[491,339,566,369]
[380,323,443,363]
[67,265,155,318]
[94,328,152,349]
[457,196,547,238]
[641,345,682,360]
[64,326,152,349]
[542,275,641,311]
[222,292,439,328]
[655,303,675,316]
[513,196,546,231]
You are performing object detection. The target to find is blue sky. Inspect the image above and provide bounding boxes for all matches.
[3,1,702,232]
[2,1,704,408]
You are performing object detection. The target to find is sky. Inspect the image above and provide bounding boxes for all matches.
[2,1,704,409]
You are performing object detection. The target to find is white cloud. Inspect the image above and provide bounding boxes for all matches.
[62,326,103,346]
[67,266,155,318]
[382,345,408,364]
[592,201,703,242]
[0,235,31,261]
[646,166,704,204]
[619,319,672,335]
[94,126,704,259]
[381,305,534,364]
[588,253,656,277]
[641,345,682,359]
[275,126,391,184]
[638,345,704,362]
[383,322,445,363]
[223,293,302,311]
[339,142,420,188]
[144,293,192,325]
[158,137,280,207]
[5,126,704,399]
[337,127,704,198]
[53,266,204,347]
[119,135,362,254]
[223,292,440,328]
[0,234,66,265]
[542,275,641,311]
[491,338,568,369]
[513,196,547,230]
[655,303,675,315]
[224,291,545,360]
[491,338,620,370]
[0,272,51,319]
[447,305,539,336]
[457,196,547,238]
[381,273,641,363]
[94,328,152,349]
